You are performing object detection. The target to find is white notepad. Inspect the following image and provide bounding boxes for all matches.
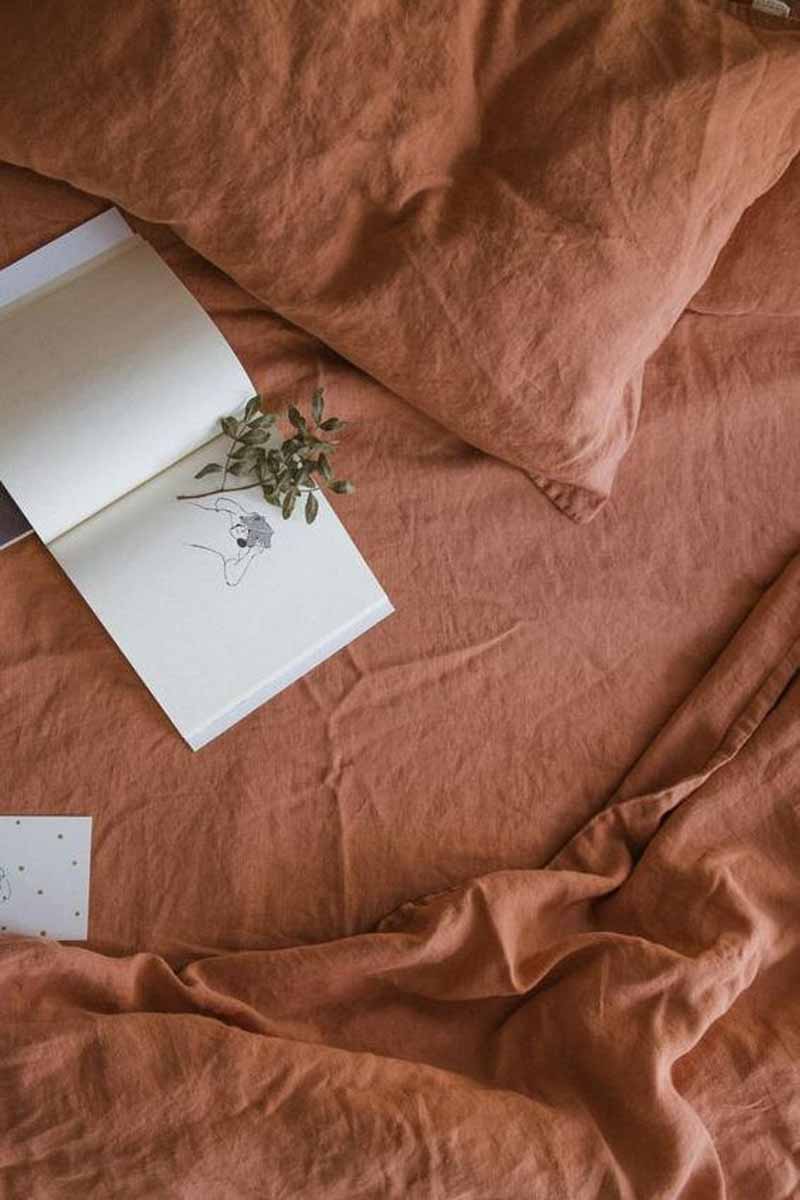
[0,817,92,941]
[0,212,393,748]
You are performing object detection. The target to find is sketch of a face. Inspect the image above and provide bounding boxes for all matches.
[0,867,11,903]
[186,497,274,587]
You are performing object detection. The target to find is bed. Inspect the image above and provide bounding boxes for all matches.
[1,2,799,1196]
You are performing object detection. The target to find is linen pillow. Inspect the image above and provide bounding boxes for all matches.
[1,0,799,521]
[691,151,800,317]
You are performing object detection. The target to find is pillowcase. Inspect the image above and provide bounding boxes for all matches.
[691,151,800,317]
[1,0,799,521]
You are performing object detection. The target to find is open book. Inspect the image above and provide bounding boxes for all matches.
[0,211,392,749]
[0,483,30,549]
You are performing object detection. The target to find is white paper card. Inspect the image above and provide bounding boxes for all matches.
[0,817,92,941]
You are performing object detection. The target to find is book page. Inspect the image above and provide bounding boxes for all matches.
[0,223,253,543]
[0,207,132,307]
[50,437,392,749]
[0,483,31,551]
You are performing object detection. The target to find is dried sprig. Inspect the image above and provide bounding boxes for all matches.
[176,388,354,523]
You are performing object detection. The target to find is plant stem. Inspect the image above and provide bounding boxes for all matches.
[220,443,234,492]
[176,480,319,503]
[176,482,263,501]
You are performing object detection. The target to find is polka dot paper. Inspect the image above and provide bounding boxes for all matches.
[0,817,92,941]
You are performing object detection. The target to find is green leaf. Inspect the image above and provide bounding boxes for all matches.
[311,388,324,425]
[288,406,308,433]
[244,395,261,422]
[330,479,355,495]
[282,488,298,519]
[221,416,239,439]
[317,453,333,482]
[243,428,270,445]
[305,491,319,524]
[194,462,222,480]
[319,417,345,432]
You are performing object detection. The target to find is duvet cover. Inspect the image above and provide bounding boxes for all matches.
[1,2,799,1196]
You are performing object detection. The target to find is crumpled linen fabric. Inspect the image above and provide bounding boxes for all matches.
[1,13,800,1183]
[692,149,800,316]
[2,553,800,1198]
[1,0,799,518]
[0,162,799,966]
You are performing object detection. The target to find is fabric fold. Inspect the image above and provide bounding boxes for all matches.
[3,551,799,1197]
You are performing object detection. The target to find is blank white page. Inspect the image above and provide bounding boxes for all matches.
[0,218,253,543]
[50,436,393,749]
[0,207,131,307]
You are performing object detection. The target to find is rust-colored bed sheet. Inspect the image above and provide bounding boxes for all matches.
[1,168,799,1196]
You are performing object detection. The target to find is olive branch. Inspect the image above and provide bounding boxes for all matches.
[176,387,354,524]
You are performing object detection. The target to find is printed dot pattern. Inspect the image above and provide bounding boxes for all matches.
[0,816,92,942]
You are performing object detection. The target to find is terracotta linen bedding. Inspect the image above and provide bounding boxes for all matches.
[0,165,798,959]
[692,149,800,317]
[2,0,800,521]
[0,159,799,1193]
[3,543,800,1197]
[1,102,800,1200]
[0,158,798,944]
